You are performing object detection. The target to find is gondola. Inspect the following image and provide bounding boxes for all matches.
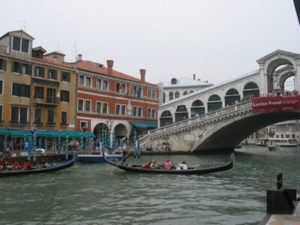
[103,155,233,174]
[0,159,74,177]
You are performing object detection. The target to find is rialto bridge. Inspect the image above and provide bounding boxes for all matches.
[141,50,300,153]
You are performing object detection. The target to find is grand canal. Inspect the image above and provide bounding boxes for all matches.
[1,145,300,225]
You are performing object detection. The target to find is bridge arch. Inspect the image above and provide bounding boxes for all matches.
[175,105,188,122]
[207,94,222,112]
[243,82,259,99]
[225,88,240,106]
[160,110,173,127]
[191,100,205,117]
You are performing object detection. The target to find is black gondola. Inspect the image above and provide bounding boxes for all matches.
[103,155,233,174]
[0,159,74,177]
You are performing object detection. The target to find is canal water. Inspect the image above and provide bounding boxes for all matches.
[1,145,300,225]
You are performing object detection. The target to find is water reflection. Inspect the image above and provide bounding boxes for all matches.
[0,146,299,224]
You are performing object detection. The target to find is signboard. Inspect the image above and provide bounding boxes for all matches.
[252,95,300,113]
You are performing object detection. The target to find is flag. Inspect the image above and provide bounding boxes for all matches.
[127,83,132,95]
[119,83,123,93]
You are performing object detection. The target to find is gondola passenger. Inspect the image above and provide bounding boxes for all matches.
[23,160,32,170]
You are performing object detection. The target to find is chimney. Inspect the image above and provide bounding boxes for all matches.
[193,74,196,80]
[77,54,82,61]
[107,60,114,75]
[140,69,146,83]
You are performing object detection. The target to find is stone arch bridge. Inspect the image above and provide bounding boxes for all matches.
[141,96,300,153]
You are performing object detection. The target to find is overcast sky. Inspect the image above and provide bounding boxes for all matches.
[1,0,300,84]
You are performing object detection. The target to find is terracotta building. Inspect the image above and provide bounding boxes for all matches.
[75,55,159,145]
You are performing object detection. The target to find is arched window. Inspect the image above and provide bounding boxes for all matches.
[175,105,188,122]
[190,91,194,94]
[243,82,259,99]
[175,91,180,98]
[160,111,173,127]
[207,94,222,112]
[225,88,240,106]
[183,91,188,95]
[171,78,177,85]
[169,92,174,101]
[163,92,166,103]
[191,100,205,117]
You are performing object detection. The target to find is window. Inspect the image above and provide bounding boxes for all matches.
[0,80,2,94]
[12,37,29,53]
[81,121,87,130]
[85,100,91,111]
[147,108,151,118]
[11,61,31,75]
[96,102,101,113]
[47,110,54,124]
[61,90,69,102]
[11,106,27,124]
[0,105,2,121]
[61,71,70,82]
[102,102,108,114]
[152,90,155,98]
[96,79,101,89]
[34,109,41,123]
[102,80,108,91]
[13,37,21,51]
[46,88,56,104]
[116,83,125,93]
[86,77,91,87]
[48,69,57,79]
[151,109,156,118]
[115,104,126,116]
[78,99,83,111]
[133,107,137,117]
[12,83,30,97]
[61,112,67,125]
[138,107,142,117]
[34,86,44,99]
[22,39,29,53]
[79,75,84,86]
[0,59,7,71]
[34,66,45,77]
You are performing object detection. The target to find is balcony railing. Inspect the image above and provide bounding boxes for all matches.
[33,97,59,106]
[60,122,69,127]
[9,120,30,126]
[46,122,56,127]
[33,122,43,127]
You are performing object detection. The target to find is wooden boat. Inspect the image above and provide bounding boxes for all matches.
[103,155,233,174]
[0,159,74,177]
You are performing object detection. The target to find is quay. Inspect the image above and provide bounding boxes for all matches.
[260,173,300,225]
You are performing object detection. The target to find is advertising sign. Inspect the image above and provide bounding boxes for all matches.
[252,95,300,113]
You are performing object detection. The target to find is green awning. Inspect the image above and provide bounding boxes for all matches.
[85,132,95,138]
[0,128,9,135]
[9,129,32,137]
[130,121,158,128]
[36,130,49,137]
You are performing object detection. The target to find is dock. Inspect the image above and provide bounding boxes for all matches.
[260,173,300,225]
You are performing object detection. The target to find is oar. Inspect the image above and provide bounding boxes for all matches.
[110,149,132,174]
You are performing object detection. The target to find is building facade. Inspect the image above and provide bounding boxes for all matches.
[158,74,212,105]
[0,30,77,151]
[75,55,159,146]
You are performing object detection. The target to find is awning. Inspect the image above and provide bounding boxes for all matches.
[0,128,9,135]
[130,121,158,128]
[9,129,32,137]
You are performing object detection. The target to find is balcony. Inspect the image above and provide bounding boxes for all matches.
[33,96,59,107]
[60,122,69,128]
[33,121,43,127]
[46,122,56,127]
[9,120,29,127]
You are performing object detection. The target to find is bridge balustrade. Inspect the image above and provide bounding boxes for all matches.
[141,99,253,145]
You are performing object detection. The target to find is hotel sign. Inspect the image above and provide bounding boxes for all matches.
[252,95,300,112]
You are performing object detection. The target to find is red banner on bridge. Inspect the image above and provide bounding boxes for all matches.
[252,95,300,113]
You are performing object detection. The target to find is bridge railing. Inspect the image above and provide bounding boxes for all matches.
[140,99,252,144]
